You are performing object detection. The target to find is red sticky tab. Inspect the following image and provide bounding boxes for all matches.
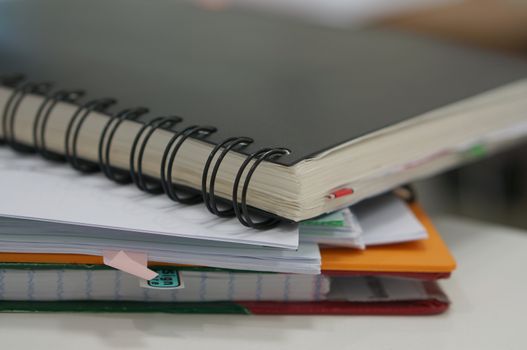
[328,188,354,199]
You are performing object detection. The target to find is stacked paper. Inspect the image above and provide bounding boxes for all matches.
[0,148,429,275]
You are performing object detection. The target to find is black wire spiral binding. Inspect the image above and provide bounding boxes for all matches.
[0,74,25,144]
[1,75,292,229]
[160,125,217,204]
[33,89,85,161]
[98,107,149,183]
[129,116,183,194]
[201,136,254,217]
[232,147,290,229]
[64,98,117,172]
[3,81,53,152]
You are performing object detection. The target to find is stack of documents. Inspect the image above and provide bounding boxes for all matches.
[300,195,429,248]
[22,0,527,315]
[0,148,455,315]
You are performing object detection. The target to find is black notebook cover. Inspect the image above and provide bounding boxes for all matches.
[1,0,526,166]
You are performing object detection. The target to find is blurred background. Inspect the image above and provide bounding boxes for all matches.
[200,0,527,228]
[380,0,527,229]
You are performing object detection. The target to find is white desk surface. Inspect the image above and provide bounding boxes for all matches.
[1,216,526,349]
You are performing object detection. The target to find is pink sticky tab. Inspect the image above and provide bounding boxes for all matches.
[102,250,158,280]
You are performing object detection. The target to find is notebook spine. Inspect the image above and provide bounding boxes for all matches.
[0,75,289,229]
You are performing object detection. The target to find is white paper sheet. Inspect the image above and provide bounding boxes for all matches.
[300,194,426,247]
[0,148,298,249]
[356,194,427,246]
[0,238,321,274]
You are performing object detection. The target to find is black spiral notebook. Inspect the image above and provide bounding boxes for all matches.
[1,0,527,228]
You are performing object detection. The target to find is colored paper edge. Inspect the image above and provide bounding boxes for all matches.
[0,301,251,314]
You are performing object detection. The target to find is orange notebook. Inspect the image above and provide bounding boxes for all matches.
[321,203,456,274]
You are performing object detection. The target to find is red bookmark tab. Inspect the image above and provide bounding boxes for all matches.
[328,188,354,199]
[102,250,158,280]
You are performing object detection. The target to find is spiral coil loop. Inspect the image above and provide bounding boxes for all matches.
[232,147,290,229]
[201,136,254,217]
[129,116,183,194]
[33,89,85,161]
[64,97,117,172]
[98,107,149,183]
[3,81,53,152]
[0,74,25,145]
[160,125,217,204]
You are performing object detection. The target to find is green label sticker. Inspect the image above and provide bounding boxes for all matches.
[140,269,184,289]
[301,210,347,227]
[466,144,487,158]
